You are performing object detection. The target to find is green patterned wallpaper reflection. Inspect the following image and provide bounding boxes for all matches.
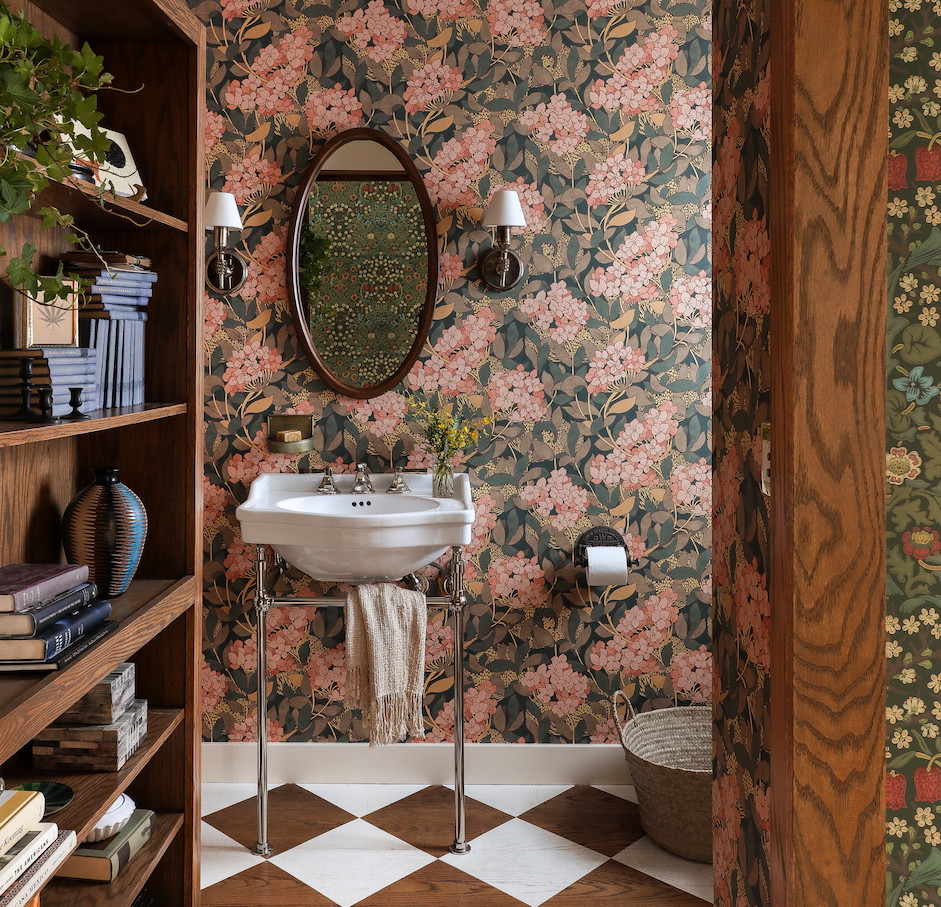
[306,179,427,388]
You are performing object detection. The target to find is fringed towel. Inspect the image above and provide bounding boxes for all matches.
[345,583,427,747]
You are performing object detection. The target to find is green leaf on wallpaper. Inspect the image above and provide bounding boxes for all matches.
[897,324,941,365]
[899,595,941,614]
[889,848,941,907]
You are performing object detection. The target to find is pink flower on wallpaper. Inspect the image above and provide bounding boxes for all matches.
[226,428,297,485]
[469,492,499,553]
[439,250,465,283]
[306,85,364,134]
[222,340,283,394]
[425,618,454,663]
[733,558,770,671]
[586,153,647,206]
[585,339,647,393]
[713,117,742,277]
[408,307,497,394]
[588,214,679,305]
[227,636,257,672]
[487,0,547,46]
[204,293,226,343]
[588,25,679,113]
[625,532,646,564]
[224,28,313,115]
[344,391,409,436]
[407,0,476,20]
[669,644,712,702]
[736,213,771,316]
[589,588,679,677]
[220,0,265,20]
[201,657,228,714]
[404,60,463,114]
[669,82,710,143]
[204,476,228,526]
[229,716,285,742]
[519,94,589,156]
[205,110,226,156]
[426,680,498,742]
[424,122,497,209]
[713,770,743,876]
[488,366,547,422]
[519,283,589,343]
[669,457,711,517]
[589,715,619,744]
[712,447,741,588]
[307,644,346,700]
[242,227,286,307]
[498,177,549,234]
[222,152,282,205]
[521,655,591,718]
[670,271,711,329]
[487,553,546,608]
[589,401,679,489]
[336,1,407,64]
[519,468,589,531]
[223,535,256,580]
[405,448,433,470]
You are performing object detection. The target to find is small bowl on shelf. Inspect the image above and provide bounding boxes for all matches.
[87,792,136,842]
[267,414,315,454]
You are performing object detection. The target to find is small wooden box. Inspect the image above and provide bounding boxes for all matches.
[54,663,135,726]
[32,699,148,772]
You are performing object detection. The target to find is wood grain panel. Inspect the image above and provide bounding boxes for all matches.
[769,1,888,904]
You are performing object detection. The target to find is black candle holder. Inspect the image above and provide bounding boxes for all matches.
[36,385,59,423]
[8,357,42,423]
[63,386,88,421]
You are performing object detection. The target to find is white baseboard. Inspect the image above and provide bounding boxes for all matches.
[201,742,631,785]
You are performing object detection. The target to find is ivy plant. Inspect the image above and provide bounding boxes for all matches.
[0,0,112,303]
[298,224,333,316]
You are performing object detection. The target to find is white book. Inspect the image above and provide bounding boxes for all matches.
[0,824,57,895]
[0,829,75,907]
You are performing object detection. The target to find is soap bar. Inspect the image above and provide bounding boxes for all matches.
[276,430,302,443]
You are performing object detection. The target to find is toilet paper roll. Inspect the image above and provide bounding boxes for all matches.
[586,546,629,586]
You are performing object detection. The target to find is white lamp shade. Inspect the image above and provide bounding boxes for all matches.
[205,191,243,230]
[482,189,527,228]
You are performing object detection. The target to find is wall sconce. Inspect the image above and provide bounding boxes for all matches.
[205,190,248,294]
[478,189,527,292]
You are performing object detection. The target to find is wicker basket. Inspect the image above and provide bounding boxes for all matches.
[613,691,712,863]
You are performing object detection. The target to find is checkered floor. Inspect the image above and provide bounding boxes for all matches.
[201,783,712,906]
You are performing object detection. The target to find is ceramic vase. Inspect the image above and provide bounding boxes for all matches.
[63,466,148,596]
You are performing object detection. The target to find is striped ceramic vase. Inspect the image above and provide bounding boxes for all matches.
[63,467,148,596]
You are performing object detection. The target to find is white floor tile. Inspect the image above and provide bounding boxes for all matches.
[201,782,264,817]
[439,818,607,907]
[613,835,713,902]
[591,784,638,804]
[270,818,435,907]
[459,784,572,816]
[299,783,428,817]
[200,821,263,889]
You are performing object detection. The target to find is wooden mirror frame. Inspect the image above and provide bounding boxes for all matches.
[286,128,439,399]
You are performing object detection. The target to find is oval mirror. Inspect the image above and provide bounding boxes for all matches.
[287,128,439,398]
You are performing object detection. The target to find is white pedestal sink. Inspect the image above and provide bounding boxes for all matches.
[235,471,475,582]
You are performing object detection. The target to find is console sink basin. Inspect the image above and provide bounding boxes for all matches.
[235,472,475,582]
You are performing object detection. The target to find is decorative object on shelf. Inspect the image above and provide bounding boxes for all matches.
[15,280,79,348]
[13,782,73,817]
[64,386,87,420]
[63,467,148,596]
[407,393,491,497]
[266,414,315,453]
[87,793,136,842]
[36,386,57,423]
[94,128,147,201]
[204,190,248,294]
[8,358,40,423]
[478,189,527,292]
[55,662,135,725]
[0,348,98,420]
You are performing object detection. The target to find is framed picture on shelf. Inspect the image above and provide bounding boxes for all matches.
[15,280,79,348]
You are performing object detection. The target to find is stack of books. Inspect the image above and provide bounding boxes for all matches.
[63,252,155,410]
[0,789,76,907]
[0,564,116,672]
[0,348,98,419]
[56,809,155,882]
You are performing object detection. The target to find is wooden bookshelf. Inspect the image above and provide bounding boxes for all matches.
[0,0,204,904]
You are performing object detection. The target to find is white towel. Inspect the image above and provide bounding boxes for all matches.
[345,583,427,746]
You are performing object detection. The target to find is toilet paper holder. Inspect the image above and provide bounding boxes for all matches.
[573,526,632,569]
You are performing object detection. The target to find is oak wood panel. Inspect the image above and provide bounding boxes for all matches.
[769,1,888,904]
[42,812,183,907]
[30,0,199,42]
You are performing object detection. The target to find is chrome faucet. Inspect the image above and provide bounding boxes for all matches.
[386,465,411,494]
[316,466,339,494]
[351,463,374,494]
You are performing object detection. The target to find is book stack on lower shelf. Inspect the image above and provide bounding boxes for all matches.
[0,565,116,673]
[0,349,98,420]
[56,807,155,883]
[0,790,76,907]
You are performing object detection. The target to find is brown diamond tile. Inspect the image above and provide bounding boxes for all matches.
[202,862,338,906]
[354,861,526,906]
[541,861,708,905]
[204,783,355,856]
[363,785,511,857]
[519,786,645,856]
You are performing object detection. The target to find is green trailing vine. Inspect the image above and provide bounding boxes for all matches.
[0,0,112,304]
[298,224,333,316]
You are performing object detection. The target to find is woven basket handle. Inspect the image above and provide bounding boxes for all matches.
[612,689,636,735]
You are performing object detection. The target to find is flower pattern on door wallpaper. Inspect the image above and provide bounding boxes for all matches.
[192,0,712,747]
[712,0,770,904]
[887,5,941,905]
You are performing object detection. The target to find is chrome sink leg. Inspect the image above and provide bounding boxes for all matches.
[449,546,471,855]
[254,546,273,857]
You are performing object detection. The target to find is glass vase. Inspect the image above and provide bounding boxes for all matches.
[432,455,454,497]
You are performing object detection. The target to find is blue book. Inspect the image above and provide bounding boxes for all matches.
[88,285,152,299]
[0,600,112,660]
[68,268,158,284]
[0,583,99,637]
[80,309,148,322]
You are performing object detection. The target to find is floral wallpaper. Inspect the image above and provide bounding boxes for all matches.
[193,0,712,747]
[712,0,770,903]
[887,4,941,905]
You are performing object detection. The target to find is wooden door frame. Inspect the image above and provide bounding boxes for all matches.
[768,0,887,904]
